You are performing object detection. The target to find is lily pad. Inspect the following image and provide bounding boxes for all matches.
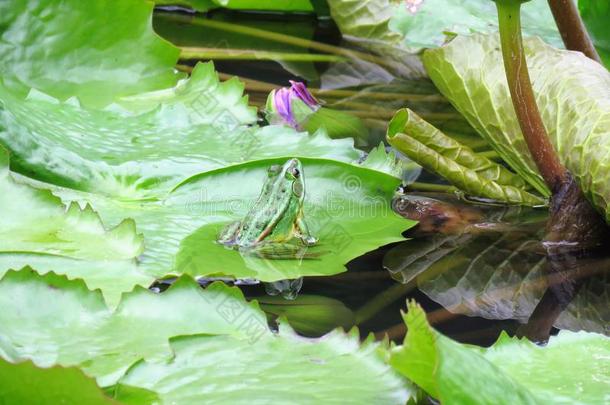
[326,0,561,53]
[0,147,149,307]
[0,62,358,199]
[115,330,411,404]
[390,301,610,404]
[0,269,412,404]
[26,156,414,284]
[0,359,124,405]
[168,158,415,280]
[0,269,268,386]
[389,0,562,50]
[156,0,314,12]
[0,0,181,107]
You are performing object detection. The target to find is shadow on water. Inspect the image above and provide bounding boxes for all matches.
[150,8,609,346]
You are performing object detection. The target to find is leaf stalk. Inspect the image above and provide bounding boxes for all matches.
[495,0,568,193]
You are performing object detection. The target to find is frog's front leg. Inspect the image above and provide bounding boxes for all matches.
[217,221,241,246]
[295,217,318,246]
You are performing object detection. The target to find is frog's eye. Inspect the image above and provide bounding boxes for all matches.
[267,165,281,176]
[290,167,300,178]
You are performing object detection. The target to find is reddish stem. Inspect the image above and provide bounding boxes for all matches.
[547,0,601,63]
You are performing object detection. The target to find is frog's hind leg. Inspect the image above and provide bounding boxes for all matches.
[295,217,318,246]
[217,221,241,246]
[244,242,322,260]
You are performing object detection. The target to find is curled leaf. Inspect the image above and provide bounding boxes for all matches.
[387,109,545,205]
[423,34,610,220]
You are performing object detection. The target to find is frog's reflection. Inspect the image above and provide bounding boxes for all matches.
[385,192,610,341]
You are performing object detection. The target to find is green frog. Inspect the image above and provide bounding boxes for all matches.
[217,158,318,258]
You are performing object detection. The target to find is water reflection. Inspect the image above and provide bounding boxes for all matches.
[385,192,610,340]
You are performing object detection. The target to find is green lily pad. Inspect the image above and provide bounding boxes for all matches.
[22,155,413,285]
[0,358,125,405]
[170,158,414,280]
[0,0,181,107]
[389,0,562,50]
[390,301,610,404]
[1,62,353,199]
[0,146,149,307]
[326,0,561,53]
[0,269,268,386]
[115,328,410,404]
[0,269,412,403]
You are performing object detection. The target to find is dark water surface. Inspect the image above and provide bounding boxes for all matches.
[151,8,609,346]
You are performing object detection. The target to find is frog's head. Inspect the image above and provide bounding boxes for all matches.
[268,158,305,199]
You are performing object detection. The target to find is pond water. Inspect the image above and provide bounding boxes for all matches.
[151,7,609,347]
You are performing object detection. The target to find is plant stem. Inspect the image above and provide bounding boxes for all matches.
[345,110,460,121]
[406,182,457,193]
[495,1,607,265]
[179,47,347,62]
[495,0,568,193]
[311,89,445,103]
[176,65,447,102]
[354,282,414,325]
[547,0,601,63]
[162,13,400,70]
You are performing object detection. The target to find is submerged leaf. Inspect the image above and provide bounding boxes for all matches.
[387,109,545,205]
[423,34,610,220]
[388,234,609,335]
[390,301,610,404]
[327,0,402,45]
[256,294,356,336]
[325,0,426,78]
[384,200,608,335]
[327,0,561,56]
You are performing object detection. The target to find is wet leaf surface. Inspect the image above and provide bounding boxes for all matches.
[391,302,610,404]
